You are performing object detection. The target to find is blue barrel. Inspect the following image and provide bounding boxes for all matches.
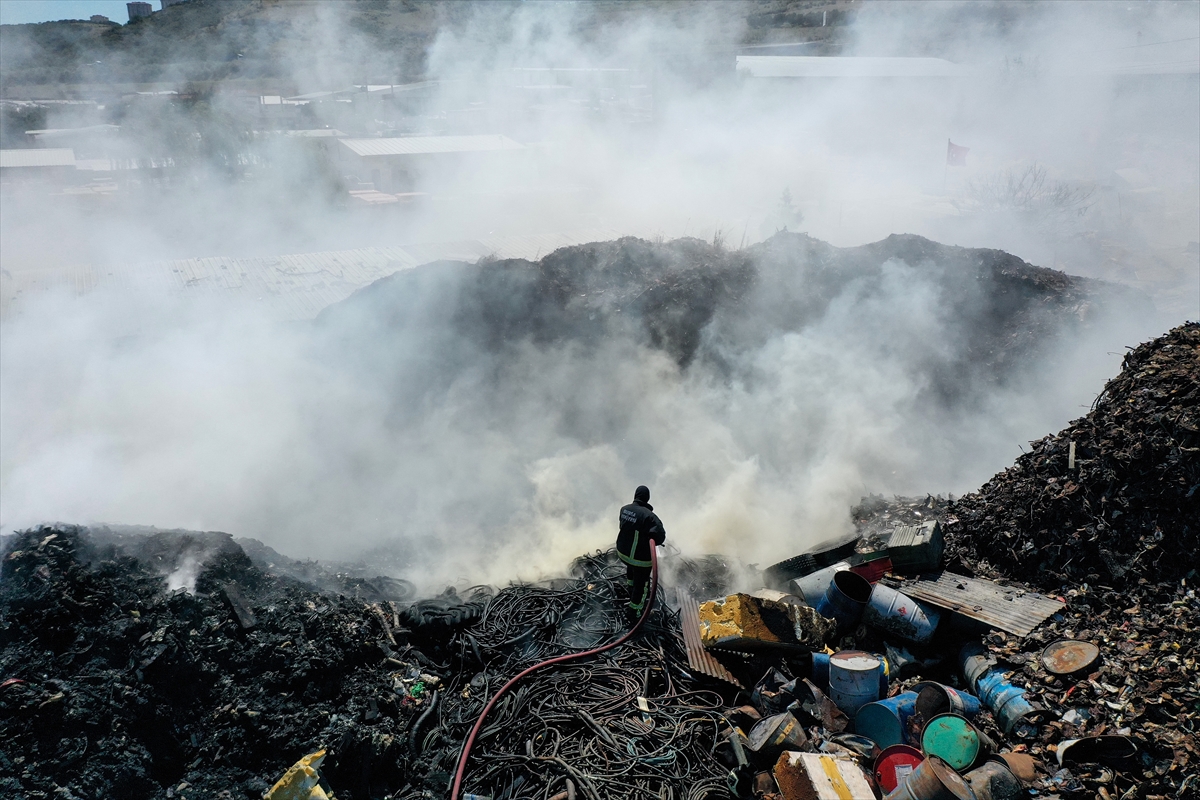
[958,643,995,686]
[914,682,981,720]
[959,643,1042,738]
[812,651,830,686]
[813,651,889,696]
[863,583,942,644]
[829,651,882,715]
[814,570,873,635]
[855,691,918,748]
[975,669,1041,738]
[790,562,851,604]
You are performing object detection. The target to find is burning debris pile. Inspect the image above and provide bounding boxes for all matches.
[945,321,1200,590]
[1,245,1192,800]
[0,529,730,800]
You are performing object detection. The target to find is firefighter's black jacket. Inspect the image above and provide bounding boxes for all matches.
[616,500,666,568]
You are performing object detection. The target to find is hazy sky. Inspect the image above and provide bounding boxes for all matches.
[0,0,140,25]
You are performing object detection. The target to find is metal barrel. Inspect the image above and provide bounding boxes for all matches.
[913,682,981,720]
[964,758,1024,800]
[789,561,851,604]
[884,756,977,800]
[814,570,873,634]
[863,583,942,644]
[974,669,1042,738]
[958,642,995,688]
[995,753,1037,784]
[921,713,995,772]
[746,711,807,757]
[811,651,831,686]
[828,650,882,715]
[875,744,925,795]
[855,691,918,748]
[811,651,889,696]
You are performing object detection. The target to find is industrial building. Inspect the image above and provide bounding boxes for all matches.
[335,134,525,194]
[0,148,77,190]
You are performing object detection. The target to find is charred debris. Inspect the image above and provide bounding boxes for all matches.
[316,232,1147,398]
[1,239,1194,800]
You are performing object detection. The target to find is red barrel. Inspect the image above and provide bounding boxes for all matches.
[876,744,925,794]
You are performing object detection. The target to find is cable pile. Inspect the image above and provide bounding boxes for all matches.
[396,550,730,800]
[462,655,729,800]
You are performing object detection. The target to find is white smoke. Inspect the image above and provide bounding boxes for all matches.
[0,1,1193,588]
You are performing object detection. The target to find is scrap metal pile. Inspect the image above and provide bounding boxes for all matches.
[945,321,1200,590]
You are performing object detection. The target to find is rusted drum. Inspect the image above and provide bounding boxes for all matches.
[884,755,977,800]
[875,744,925,794]
[746,711,807,757]
[996,752,1038,783]
[1040,640,1101,676]
[964,758,1024,800]
[914,682,982,720]
[920,713,995,772]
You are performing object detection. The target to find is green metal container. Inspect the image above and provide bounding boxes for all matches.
[920,713,995,772]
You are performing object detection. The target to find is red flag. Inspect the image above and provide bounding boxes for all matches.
[947,139,970,166]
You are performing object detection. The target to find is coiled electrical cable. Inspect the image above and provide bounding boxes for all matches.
[449,547,660,800]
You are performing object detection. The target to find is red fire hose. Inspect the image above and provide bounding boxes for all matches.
[449,546,660,800]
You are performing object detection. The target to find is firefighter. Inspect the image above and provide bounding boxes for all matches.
[616,485,666,621]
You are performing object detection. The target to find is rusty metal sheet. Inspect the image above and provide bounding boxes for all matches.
[900,572,1063,637]
[677,591,742,688]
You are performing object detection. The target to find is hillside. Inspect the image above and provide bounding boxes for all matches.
[0,0,860,96]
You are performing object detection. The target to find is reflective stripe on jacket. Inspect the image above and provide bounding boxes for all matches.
[616,500,665,567]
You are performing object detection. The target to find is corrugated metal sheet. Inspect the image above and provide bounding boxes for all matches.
[0,148,76,168]
[340,135,524,158]
[677,591,742,688]
[901,572,1064,637]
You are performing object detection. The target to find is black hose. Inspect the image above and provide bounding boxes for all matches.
[408,689,440,757]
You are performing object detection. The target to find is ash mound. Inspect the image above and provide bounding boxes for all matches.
[945,322,1200,590]
[318,232,1146,401]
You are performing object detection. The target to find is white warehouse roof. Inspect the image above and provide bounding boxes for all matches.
[0,148,76,168]
[339,135,524,158]
[737,56,966,78]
